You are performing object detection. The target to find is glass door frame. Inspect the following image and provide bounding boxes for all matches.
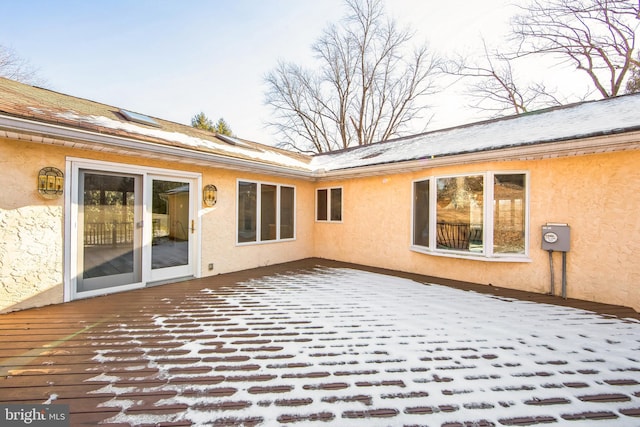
[146,174,198,284]
[65,158,202,302]
[76,169,143,294]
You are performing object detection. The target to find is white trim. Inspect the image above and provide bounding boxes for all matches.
[236,178,297,246]
[0,115,312,179]
[484,173,494,256]
[64,158,73,302]
[66,157,202,179]
[5,113,638,183]
[313,133,640,181]
[64,157,202,302]
[410,170,530,262]
[315,186,343,223]
[70,282,146,300]
[146,174,200,284]
[410,245,532,263]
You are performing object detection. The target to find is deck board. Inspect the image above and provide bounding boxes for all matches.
[1,258,638,426]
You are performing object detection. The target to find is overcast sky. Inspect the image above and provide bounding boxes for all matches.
[2,0,564,145]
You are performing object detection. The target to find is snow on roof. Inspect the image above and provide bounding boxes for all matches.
[0,77,311,172]
[2,77,639,174]
[310,94,640,172]
[54,110,311,170]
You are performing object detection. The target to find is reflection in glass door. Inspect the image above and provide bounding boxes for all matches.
[149,177,194,282]
[78,171,142,293]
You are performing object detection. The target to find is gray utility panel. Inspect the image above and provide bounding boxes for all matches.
[541,223,570,252]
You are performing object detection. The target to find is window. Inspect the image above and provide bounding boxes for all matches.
[317,189,328,221]
[412,172,528,259]
[493,174,526,254]
[413,180,429,247]
[317,187,342,222]
[280,186,295,239]
[238,181,257,243]
[436,175,484,252]
[237,180,295,244]
[261,184,277,241]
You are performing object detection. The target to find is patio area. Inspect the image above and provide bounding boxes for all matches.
[1,258,639,426]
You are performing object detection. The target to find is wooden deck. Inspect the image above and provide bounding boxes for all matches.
[0,258,638,426]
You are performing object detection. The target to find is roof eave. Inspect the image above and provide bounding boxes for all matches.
[3,113,639,183]
[312,131,640,181]
[0,114,315,180]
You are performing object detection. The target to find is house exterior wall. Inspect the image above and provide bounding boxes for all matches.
[198,168,315,276]
[1,139,65,312]
[0,137,315,313]
[2,133,639,314]
[314,149,640,312]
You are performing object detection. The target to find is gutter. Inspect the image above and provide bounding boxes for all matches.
[2,113,639,182]
[312,131,640,181]
[0,114,315,180]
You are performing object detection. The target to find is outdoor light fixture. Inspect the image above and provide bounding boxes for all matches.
[203,184,218,207]
[37,167,64,199]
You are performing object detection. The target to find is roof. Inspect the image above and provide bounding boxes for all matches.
[0,77,311,174]
[312,95,640,173]
[1,77,640,179]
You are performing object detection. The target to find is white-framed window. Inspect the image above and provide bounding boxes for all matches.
[411,171,529,260]
[237,180,296,244]
[316,187,342,222]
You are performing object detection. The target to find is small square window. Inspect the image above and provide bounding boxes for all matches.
[316,187,342,222]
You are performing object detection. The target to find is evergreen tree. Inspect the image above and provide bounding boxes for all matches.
[191,112,214,131]
[214,118,233,136]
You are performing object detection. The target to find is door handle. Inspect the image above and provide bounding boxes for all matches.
[191,220,195,234]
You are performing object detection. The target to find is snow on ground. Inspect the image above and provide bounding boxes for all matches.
[87,267,640,426]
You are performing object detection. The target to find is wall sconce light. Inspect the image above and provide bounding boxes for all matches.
[38,167,64,199]
[203,184,218,207]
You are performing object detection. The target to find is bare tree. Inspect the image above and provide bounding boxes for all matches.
[0,44,46,86]
[625,51,640,93]
[445,40,567,115]
[512,0,640,99]
[264,0,440,153]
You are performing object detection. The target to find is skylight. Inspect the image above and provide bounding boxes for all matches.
[119,109,160,127]
[217,134,262,151]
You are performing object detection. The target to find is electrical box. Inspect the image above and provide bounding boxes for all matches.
[542,223,570,252]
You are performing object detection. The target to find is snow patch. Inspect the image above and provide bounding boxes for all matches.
[89,268,640,426]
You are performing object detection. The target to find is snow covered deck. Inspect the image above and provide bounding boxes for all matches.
[1,259,639,426]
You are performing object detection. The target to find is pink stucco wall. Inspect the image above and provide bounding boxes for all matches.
[0,137,316,312]
[2,135,639,313]
[313,150,640,312]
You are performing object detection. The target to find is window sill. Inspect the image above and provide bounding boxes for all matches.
[410,245,532,263]
[237,238,297,246]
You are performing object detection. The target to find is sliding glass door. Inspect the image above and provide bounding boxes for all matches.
[77,170,143,293]
[71,161,199,300]
[148,176,195,283]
